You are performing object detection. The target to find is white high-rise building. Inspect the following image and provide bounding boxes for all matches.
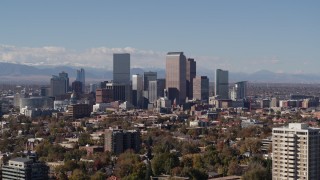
[148,79,165,104]
[272,123,320,179]
[144,71,157,91]
[132,74,143,108]
[215,69,229,99]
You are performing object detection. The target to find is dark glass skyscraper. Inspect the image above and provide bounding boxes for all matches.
[186,58,196,99]
[113,53,130,84]
[76,68,85,93]
[215,69,229,99]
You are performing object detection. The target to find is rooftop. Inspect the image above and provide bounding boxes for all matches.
[10,157,33,163]
[167,52,183,55]
[288,123,308,130]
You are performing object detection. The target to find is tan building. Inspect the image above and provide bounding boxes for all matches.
[166,52,186,105]
[272,123,320,180]
[193,76,209,102]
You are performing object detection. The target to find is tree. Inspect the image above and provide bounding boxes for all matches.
[64,149,86,161]
[145,160,153,180]
[227,160,241,176]
[164,153,179,174]
[186,168,208,180]
[151,153,165,175]
[90,171,106,180]
[242,161,269,180]
[114,150,146,179]
[69,169,89,180]
[78,132,92,146]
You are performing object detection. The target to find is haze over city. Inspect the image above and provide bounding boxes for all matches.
[0,1,319,74]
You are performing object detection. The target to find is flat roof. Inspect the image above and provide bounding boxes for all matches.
[167,52,183,55]
[10,157,33,163]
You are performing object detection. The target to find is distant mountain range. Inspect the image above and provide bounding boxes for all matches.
[0,62,319,84]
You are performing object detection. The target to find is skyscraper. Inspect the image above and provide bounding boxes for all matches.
[113,53,131,103]
[272,123,320,179]
[186,58,196,99]
[230,81,247,100]
[113,53,130,84]
[59,71,69,92]
[89,83,97,93]
[106,83,126,102]
[148,79,166,103]
[193,76,209,102]
[143,71,157,91]
[72,81,83,95]
[215,69,229,99]
[50,75,67,97]
[132,74,143,108]
[76,68,85,93]
[166,52,186,105]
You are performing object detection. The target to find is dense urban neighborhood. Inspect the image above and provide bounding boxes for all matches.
[1,53,320,180]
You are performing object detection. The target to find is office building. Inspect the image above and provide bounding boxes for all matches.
[71,81,82,95]
[113,53,131,102]
[193,76,209,102]
[261,99,271,108]
[272,123,320,179]
[166,52,186,105]
[40,87,50,97]
[186,58,196,99]
[67,104,91,118]
[215,69,229,99]
[96,89,113,103]
[89,83,98,93]
[104,128,141,155]
[106,83,127,102]
[76,68,85,93]
[230,81,247,101]
[132,74,143,108]
[2,157,49,180]
[58,71,69,92]
[50,75,67,97]
[270,97,279,108]
[148,80,157,104]
[113,53,130,84]
[144,71,157,91]
[19,97,53,110]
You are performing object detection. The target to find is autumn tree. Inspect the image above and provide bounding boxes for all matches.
[113,150,146,179]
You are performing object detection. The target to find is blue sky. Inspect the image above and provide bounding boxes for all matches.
[0,1,319,73]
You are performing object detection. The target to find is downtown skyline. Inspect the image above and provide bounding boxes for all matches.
[0,1,319,74]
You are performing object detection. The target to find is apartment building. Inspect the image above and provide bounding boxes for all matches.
[272,123,320,180]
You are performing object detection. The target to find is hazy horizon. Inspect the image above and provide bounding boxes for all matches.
[1,1,319,74]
